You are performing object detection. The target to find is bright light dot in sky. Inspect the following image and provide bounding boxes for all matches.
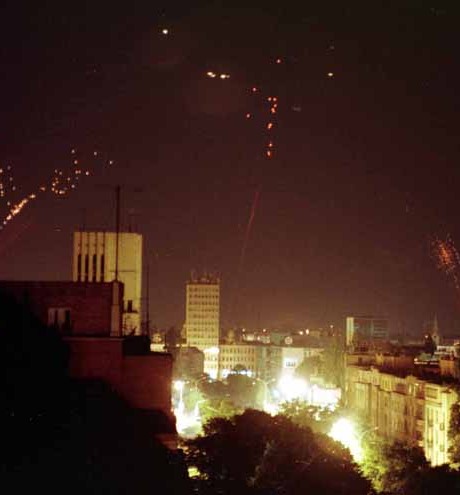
[327,72,334,77]
[161,28,169,35]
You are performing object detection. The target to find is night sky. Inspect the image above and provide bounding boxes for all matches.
[1,1,460,334]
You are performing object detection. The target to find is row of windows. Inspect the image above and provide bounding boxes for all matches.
[188,300,219,306]
[77,253,105,282]
[189,333,219,339]
[188,293,219,298]
[188,287,219,292]
[188,310,219,316]
[221,349,255,355]
[220,356,255,363]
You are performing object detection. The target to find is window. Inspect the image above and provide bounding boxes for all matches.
[100,254,105,281]
[77,254,82,281]
[48,308,72,332]
[84,254,89,282]
[92,254,97,282]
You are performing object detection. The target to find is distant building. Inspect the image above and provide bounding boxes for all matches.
[219,344,258,379]
[72,231,142,335]
[346,315,389,347]
[184,272,220,378]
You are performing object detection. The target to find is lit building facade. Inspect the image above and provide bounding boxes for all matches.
[345,364,458,466]
[72,231,142,335]
[346,315,389,347]
[184,272,220,378]
[219,344,257,379]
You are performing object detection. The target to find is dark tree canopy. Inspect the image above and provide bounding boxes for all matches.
[185,409,371,495]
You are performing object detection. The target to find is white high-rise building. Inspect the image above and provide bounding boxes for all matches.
[185,272,220,378]
[72,231,143,335]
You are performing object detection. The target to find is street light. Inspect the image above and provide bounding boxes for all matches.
[173,380,185,412]
[329,418,362,461]
[329,418,378,463]
[252,377,275,412]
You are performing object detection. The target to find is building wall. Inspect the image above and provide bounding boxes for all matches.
[219,344,257,379]
[184,273,220,378]
[0,280,122,336]
[121,354,172,411]
[65,336,175,447]
[345,364,457,465]
[72,231,142,335]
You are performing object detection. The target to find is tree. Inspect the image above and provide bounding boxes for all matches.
[164,325,181,350]
[227,368,258,408]
[185,410,371,495]
[423,334,436,355]
[279,399,339,434]
[296,355,320,381]
[199,397,241,424]
[404,464,460,495]
[448,401,460,464]
[320,333,345,388]
[360,436,428,494]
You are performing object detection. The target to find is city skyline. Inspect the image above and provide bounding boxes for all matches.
[1,2,460,333]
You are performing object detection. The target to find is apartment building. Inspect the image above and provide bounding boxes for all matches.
[345,364,457,465]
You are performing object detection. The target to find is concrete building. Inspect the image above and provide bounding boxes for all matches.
[345,363,458,465]
[184,272,220,378]
[72,231,142,335]
[346,315,389,347]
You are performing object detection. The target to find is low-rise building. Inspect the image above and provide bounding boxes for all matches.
[219,343,258,378]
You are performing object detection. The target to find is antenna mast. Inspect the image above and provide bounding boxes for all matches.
[115,185,121,281]
[145,261,150,337]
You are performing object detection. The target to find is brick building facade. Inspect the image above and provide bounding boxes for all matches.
[0,280,176,448]
[0,280,122,336]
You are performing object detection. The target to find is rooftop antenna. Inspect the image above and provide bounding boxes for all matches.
[115,185,121,281]
[145,260,150,337]
[80,207,87,231]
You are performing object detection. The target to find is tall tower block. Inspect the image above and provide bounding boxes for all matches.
[72,231,143,335]
[185,272,220,378]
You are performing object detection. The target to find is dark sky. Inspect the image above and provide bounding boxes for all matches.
[1,1,460,334]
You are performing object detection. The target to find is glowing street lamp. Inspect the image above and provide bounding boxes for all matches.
[329,418,363,462]
[277,376,308,401]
